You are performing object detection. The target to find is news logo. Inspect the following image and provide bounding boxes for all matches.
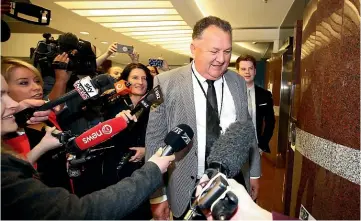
[102,125,112,134]
[73,80,90,100]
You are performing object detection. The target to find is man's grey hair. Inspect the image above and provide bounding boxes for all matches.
[192,16,232,40]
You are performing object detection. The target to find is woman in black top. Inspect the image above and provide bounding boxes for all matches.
[74,63,154,219]
[105,63,154,219]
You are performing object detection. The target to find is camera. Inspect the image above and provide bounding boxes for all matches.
[31,32,97,78]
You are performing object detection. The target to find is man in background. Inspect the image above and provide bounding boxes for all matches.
[236,55,275,155]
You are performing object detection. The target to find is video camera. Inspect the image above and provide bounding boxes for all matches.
[31,32,97,78]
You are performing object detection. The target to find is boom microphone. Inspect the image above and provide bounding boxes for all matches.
[160,124,194,156]
[206,120,255,178]
[70,117,128,152]
[184,121,254,220]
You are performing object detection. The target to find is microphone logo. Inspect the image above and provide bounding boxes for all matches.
[102,125,112,134]
[115,82,124,90]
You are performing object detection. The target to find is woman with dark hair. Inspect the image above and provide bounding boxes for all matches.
[79,63,154,219]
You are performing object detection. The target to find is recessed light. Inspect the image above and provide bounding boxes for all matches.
[41,16,52,21]
[101,41,109,44]
[80,31,89,35]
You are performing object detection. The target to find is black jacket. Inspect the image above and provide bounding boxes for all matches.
[255,85,276,153]
[1,154,162,220]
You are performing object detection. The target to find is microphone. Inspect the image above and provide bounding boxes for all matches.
[14,74,115,127]
[68,117,128,152]
[130,85,164,115]
[160,124,194,156]
[184,120,255,220]
[113,80,131,96]
[37,74,114,111]
[206,120,254,178]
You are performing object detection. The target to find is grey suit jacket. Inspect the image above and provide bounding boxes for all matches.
[145,64,261,218]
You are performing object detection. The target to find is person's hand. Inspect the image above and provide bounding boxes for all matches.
[37,127,62,151]
[115,110,137,123]
[128,50,139,63]
[107,42,117,56]
[150,201,171,220]
[205,179,272,221]
[195,174,210,197]
[53,53,71,83]
[158,57,170,71]
[148,148,175,173]
[129,147,145,162]
[250,178,260,200]
[18,99,51,124]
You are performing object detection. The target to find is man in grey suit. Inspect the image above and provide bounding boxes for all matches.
[145,16,261,219]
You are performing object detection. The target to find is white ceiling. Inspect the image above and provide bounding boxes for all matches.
[7,0,297,65]
[194,0,295,28]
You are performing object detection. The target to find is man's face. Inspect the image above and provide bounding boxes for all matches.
[191,25,232,80]
[238,61,256,84]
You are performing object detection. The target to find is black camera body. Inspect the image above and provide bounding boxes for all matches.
[31,33,97,78]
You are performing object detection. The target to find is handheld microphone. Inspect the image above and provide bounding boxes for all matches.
[130,85,164,115]
[14,74,115,127]
[68,117,128,152]
[38,74,115,111]
[160,124,194,156]
[114,80,131,96]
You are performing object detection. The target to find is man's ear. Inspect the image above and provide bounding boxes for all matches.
[190,43,196,59]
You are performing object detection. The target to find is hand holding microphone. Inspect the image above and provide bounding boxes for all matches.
[116,110,137,123]
[149,148,175,174]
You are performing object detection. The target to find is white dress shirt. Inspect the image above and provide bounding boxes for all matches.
[191,62,237,177]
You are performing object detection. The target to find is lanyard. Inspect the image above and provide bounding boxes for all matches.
[191,68,224,125]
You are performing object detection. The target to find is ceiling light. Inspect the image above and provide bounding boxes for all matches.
[149,40,191,45]
[41,16,52,21]
[72,9,178,16]
[101,41,109,44]
[252,42,257,44]
[88,15,183,23]
[55,1,173,9]
[102,20,187,28]
[124,29,192,36]
[132,33,191,40]
[80,31,89,35]
[141,37,192,42]
[112,26,191,33]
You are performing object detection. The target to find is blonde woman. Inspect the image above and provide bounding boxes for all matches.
[1,58,70,190]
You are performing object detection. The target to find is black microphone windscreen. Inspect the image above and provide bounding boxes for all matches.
[207,120,255,177]
[164,124,194,152]
[91,74,115,92]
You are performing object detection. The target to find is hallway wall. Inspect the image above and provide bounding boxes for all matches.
[289,0,360,219]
